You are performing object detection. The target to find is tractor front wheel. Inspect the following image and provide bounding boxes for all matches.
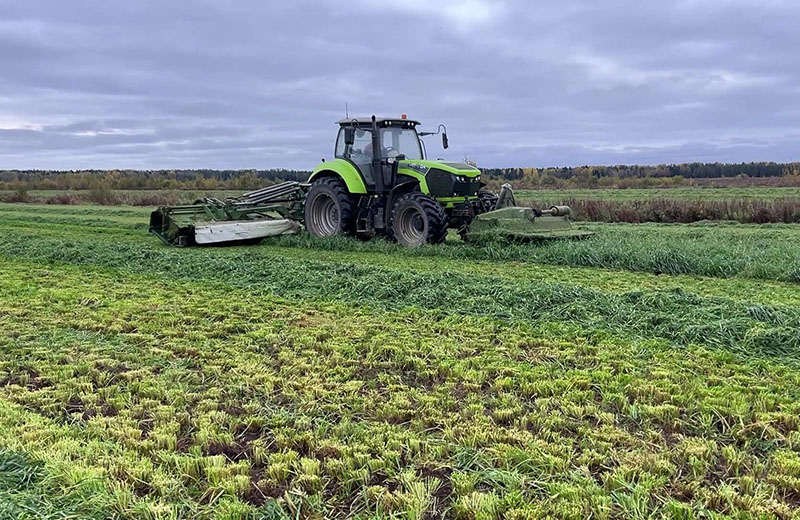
[304,177,355,238]
[388,192,448,247]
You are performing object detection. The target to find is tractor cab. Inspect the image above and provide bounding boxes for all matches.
[334,117,426,192]
[335,118,424,160]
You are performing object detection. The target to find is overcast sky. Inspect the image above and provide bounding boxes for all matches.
[1,0,798,169]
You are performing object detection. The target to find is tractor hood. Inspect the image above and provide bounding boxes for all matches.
[396,159,482,200]
[397,159,480,177]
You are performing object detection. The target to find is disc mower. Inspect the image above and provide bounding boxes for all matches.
[149,115,591,246]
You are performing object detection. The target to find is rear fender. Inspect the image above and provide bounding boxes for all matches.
[309,159,368,194]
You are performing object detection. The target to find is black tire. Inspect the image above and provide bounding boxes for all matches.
[304,176,355,238]
[388,192,448,247]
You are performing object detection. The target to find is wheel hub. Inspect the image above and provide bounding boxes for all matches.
[310,194,339,236]
[397,207,426,246]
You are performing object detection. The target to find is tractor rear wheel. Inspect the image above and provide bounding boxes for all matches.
[388,192,448,247]
[304,176,355,238]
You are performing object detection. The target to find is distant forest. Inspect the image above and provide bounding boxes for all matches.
[480,162,800,188]
[2,162,799,191]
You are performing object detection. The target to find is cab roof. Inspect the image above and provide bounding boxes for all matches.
[337,117,420,127]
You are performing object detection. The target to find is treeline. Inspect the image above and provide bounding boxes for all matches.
[481,162,800,188]
[2,161,800,191]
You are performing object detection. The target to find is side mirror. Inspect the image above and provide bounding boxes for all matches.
[344,127,355,145]
[442,132,449,149]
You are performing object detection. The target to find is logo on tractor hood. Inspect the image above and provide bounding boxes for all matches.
[404,163,430,174]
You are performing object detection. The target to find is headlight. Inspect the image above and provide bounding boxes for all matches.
[453,175,468,183]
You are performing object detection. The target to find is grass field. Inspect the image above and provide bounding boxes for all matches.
[4,186,800,224]
[1,203,800,519]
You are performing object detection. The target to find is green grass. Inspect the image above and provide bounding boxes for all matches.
[3,203,800,303]
[0,450,109,519]
[262,223,800,282]
[2,203,800,282]
[2,231,800,360]
[0,203,799,518]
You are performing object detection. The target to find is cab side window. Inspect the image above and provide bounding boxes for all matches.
[335,128,374,159]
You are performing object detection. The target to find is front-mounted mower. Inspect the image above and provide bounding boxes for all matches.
[149,115,591,246]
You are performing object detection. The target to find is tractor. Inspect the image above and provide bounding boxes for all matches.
[149,115,589,247]
[305,115,490,246]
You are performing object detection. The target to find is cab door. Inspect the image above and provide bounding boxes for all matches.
[335,127,377,190]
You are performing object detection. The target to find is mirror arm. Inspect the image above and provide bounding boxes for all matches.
[418,124,448,149]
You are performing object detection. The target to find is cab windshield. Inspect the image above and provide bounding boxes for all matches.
[335,126,424,161]
[380,127,423,160]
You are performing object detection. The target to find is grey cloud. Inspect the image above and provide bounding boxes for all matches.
[0,0,798,169]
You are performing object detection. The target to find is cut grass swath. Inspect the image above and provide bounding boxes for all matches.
[0,203,799,518]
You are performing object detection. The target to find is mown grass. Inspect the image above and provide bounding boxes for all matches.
[1,224,800,360]
[2,203,800,282]
[9,201,800,305]
[0,450,108,519]
[1,203,800,518]
[262,225,800,283]
[2,261,800,519]
[3,203,800,305]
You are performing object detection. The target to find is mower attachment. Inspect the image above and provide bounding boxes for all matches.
[464,184,593,242]
[149,181,306,246]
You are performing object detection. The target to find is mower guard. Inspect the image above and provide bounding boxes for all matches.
[465,205,593,243]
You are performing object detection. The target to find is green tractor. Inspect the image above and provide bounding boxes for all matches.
[303,115,588,246]
[304,115,487,246]
[150,115,590,247]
